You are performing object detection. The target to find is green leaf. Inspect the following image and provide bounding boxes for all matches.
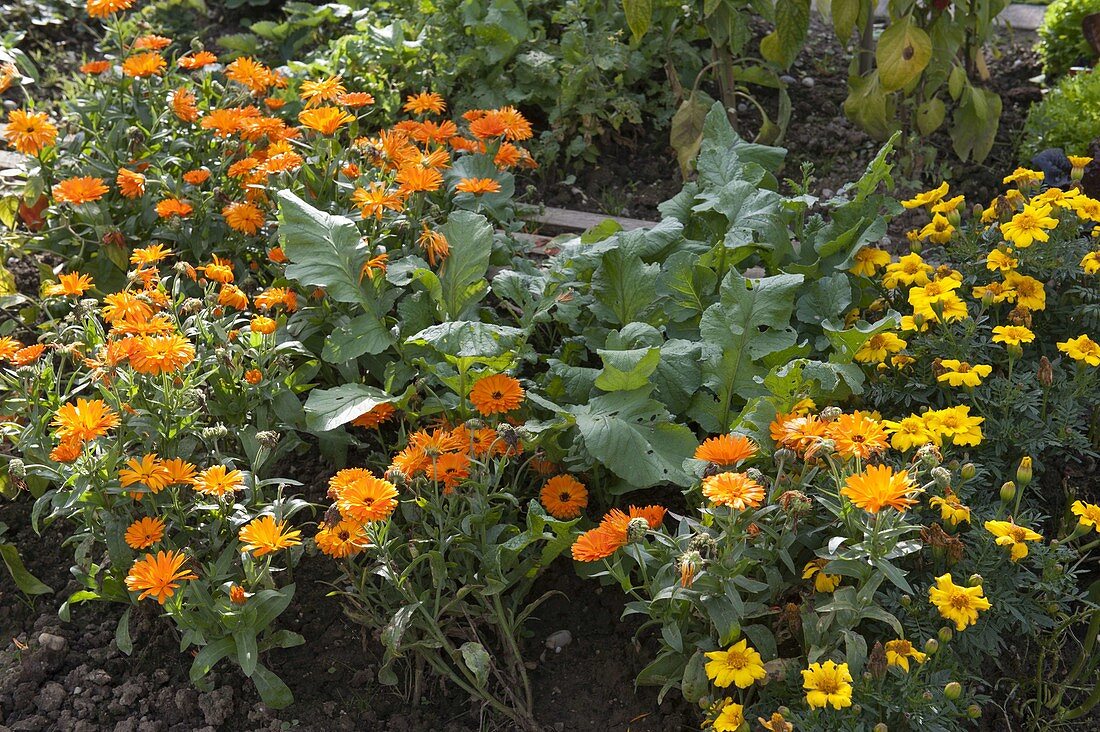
[832,0,860,40]
[569,388,697,489]
[658,251,717,323]
[115,609,132,656]
[680,651,709,703]
[406,321,525,359]
[460,642,492,689]
[382,603,419,653]
[0,544,52,596]
[190,637,236,684]
[796,273,852,327]
[235,629,259,676]
[916,97,946,136]
[304,385,397,432]
[251,662,294,709]
[623,0,652,41]
[762,0,810,68]
[437,210,494,319]
[591,249,660,326]
[950,87,1001,163]
[843,71,894,140]
[594,347,661,392]
[876,18,932,92]
[696,102,786,187]
[321,313,394,363]
[277,191,375,312]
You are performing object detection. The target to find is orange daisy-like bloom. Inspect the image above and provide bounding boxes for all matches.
[53,176,108,205]
[116,168,146,198]
[455,177,501,195]
[0,337,19,361]
[250,316,276,334]
[351,182,403,220]
[351,403,396,429]
[170,87,200,123]
[119,453,173,493]
[396,165,444,194]
[101,291,154,324]
[254,287,297,311]
[841,465,917,513]
[3,110,58,156]
[238,515,302,557]
[155,198,193,218]
[44,272,95,297]
[404,92,446,115]
[50,438,83,463]
[299,75,346,107]
[201,255,234,284]
[267,246,288,264]
[695,434,757,466]
[80,60,111,75]
[571,527,624,562]
[298,106,354,135]
[218,284,249,310]
[125,516,166,549]
[244,369,263,385]
[162,458,197,486]
[702,472,766,511]
[125,550,197,604]
[225,57,280,95]
[133,34,171,51]
[469,374,524,415]
[410,427,468,455]
[12,343,46,366]
[540,475,588,519]
[131,244,173,265]
[86,0,134,18]
[223,201,265,235]
[496,106,533,141]
[418,225,450,265]
[315,518,371,558]
[229,584,247,604]
[227,157,260,178]
[430,451,471,491]
[390,445,430,478]
[51,398,120,443]
[130,334,196,375]
[338,92,374,108]
[826,411,890,460]
[333,471,399,523]
[469,113,507,140]
[199,106,257,137]
[193,465,245,497]
[178,51,217,70]
[122,52,166,78]
[770,411,830,454]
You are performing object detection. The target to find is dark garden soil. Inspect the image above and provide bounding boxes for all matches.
[528,19,1044,227]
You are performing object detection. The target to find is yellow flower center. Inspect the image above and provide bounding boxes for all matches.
[949,591,971,609]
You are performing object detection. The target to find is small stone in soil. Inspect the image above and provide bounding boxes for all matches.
[36,633,65,653]
[802,77,815,88]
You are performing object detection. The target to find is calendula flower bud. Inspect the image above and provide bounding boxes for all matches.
[1016,456,1033,488]
[7,459,25,479]
[626,517,650,543]
[201,424,229,440]
[778,490,812,517]
[384,467,407,487]
[931,466,951,489]
[868,641,887,679]
[323,505,342,527]
[745,467,767,486]
[938,626,953,643]
[496,423,519,450]
[773,448,796,465]
[677,550,703,588]
[945,682,963,700]
[960,463,976,480]
[464,417,486,430]
[916,443,942,468]
[1000,481,1016,503]
[1037,356,1053,387]
[256,431,280,449]
[924,638,939,654]
[688,533,717,557]
[701,462,720,479]
[819,406,842,421]
[15,366,37,378]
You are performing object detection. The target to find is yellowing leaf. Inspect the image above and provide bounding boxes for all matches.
[876,18,932,92]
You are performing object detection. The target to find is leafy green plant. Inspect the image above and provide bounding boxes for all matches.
[1037,0,1100,79]
[1021,67,1100,159]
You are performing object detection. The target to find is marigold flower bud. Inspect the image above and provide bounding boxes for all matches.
[256,431,280,449]
[868,641,887,679]
[819,406,842,421]
[924,638,939,654]
[873,724,889,732]
[916,443,942,468]
[773,448,796,465]
[945,682,962,700]
[8,458,26,479]
[960,463,976,480]
[1000,481,1016,503]
[968,574,983,586]
[938,626,953,643]
[967,704,982,719]
[1016,456,1033,488]
[900,594,912,607]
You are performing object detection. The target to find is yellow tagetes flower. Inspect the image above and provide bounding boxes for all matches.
[882,253,933,289]
[882,415,938,452]
[842,464,917,513]
[901,182,949,209]
[929,573,991,630]
[929,491,971,526]
[936,359,992,387]
[704,640,766,688]
[986,249,1018,273]
[984,520,1042,561]
[802,559,841,592]
[709,699,744,732]
[1003,272,1046,311]
[1069,155,1093,172]
[1003,167,1044,186]
[1058,335,1100,366]
[919,213,955,244]
[992,325,1035,346]
[1000,203,1057,248]
[854,332,907,364]
[1071,500,1100,532]
[850,247,891,276]
[1082,251,1100,275]
[885,639,927,672]
[925,405,984,447]
[802,660,853,709]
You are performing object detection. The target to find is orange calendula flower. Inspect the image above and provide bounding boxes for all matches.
[119,454,172,493]
[0,337,19,361]
[52,398,120,442]
[101,291,154,323]
[50,438,84,463]
[244,369,263,385]
[254,287,297,311]
[841,465,917,513]
[571,527,625,562]
[469,373,524,415]
[540,475,588,519]
[155,198,193,218]
[130,243,172,264]
[298,106,354,135]
[201,255,234,284]
[225,57,281,95]
[125,550,197,604]
[396,165,444,194]
[351,403,396,429]
[826,411,889,460]
[193,465,245,496]
[130,334,196,375]
[418,225,449,265]
[267,246,289,264]
[351,182,403,220]
[250,316,276,335]
[182,169,210,186]
[86,0,134,16]
[133,34,170,50]
[116,168,146,198]
[229,584,247,604]
[694,434,757,466]
[44,272,95,297]
[222,201,265,235]
[299,75,346,107]
[455,177,501,195]
[161,458,197,486]
[238,515,302,557]
[338,92,374,108]
[53,176,108,204]
[170,87,200,123]
[333,471,399,523]
[218,284,249,310]
[80,60,111,74]
[702,472,766,511]
[315,518,371,558]
[178,51,217,70]
[403,92,446,115]
[3,110,57,156]
[12,344,45,366]
[429,452,471,491]
[125,516,166,549]
[469,112,507,139]
[122,52,166,78]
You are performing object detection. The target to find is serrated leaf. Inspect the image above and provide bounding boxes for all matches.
[437,210,494,319]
